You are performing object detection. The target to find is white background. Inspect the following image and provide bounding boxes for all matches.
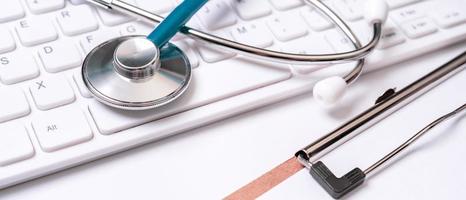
[0,42,465,199]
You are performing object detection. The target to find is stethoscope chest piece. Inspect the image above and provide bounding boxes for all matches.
[82,35,191,110]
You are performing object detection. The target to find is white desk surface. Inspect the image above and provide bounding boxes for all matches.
[1,42,465,200]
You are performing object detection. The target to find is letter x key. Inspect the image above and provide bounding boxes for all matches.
[36,81,46,90]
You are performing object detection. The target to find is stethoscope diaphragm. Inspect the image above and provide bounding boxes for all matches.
[82,35,192,110]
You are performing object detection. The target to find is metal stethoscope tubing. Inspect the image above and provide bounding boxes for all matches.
[91,0,383,63]
[88,0,385,81]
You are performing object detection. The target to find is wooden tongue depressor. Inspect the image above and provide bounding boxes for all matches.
[224,157,304,200]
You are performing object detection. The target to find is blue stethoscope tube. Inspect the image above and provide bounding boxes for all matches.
[147,0,209,47]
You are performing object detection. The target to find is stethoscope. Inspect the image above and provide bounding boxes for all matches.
[83,0,389,110]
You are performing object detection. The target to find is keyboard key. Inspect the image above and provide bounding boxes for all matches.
[26,0,65,14]
[377,28,406,49]
[57,5,99,36]
[0,52,40,84]
[269,0,303,10]
[0,1,25,23]
[120,23,153,36]
[16,19,58,47]
[89,59,291,134]
[197,44,236,63]
[332,0,363,21]
[351,21,372,44]
[282,36,333,74]
[30,76,76,110]
[230,23,274,48]
[325,29,355,52]
[301,7,333,31]
[73,72,92,98]
[0,28,16,54]
[383,19,399,31]
[196,1,237,30]
[386,0,422,9]
[390,4,426,24]
[38,42,82,73]
[282,35,334,54]
[172,40,200,68]
[0,88,30,123]
[136,0,174,14]
[401,18,437,39]
[196,32,236,63]
[431,6,466,28]
[231,0,272,20]
[32,107,93,152]
[80,30,120,54]
[0,123,34,166]
[97,6,134,26]
[266,15,308,41]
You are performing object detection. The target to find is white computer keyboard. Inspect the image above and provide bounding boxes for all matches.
[0,0,465,189]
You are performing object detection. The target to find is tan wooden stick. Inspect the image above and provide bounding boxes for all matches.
[224,157,304,200]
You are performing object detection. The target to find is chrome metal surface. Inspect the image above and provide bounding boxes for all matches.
[82,35,192,110]
[364,103,466,175]
[89,0,385,85]
[86,0,112,9]
[113,37,160,80]
[296,51,466,166]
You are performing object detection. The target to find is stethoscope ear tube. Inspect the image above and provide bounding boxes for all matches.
[295,51,466,198]
[88,0,388,106]
[89,0,384,83]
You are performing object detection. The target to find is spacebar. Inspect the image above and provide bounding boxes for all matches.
[88,58,291,135]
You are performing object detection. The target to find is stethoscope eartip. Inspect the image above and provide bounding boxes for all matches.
[313,76,348,105]
[363,0,389,25]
